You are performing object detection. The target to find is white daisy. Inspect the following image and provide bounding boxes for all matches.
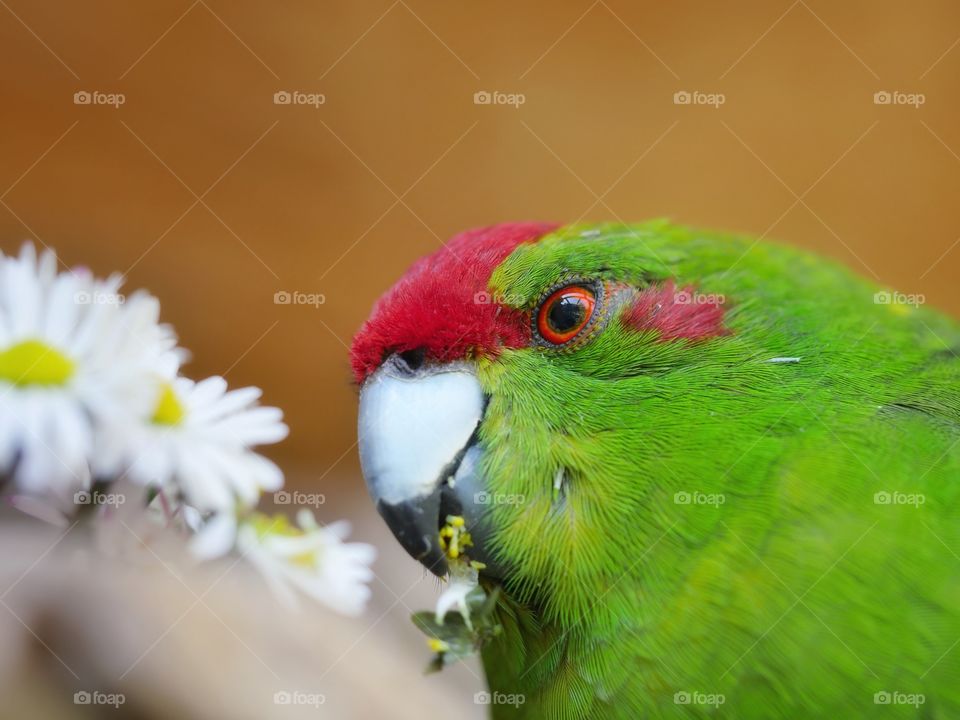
[188,508,238,559]
[236,509,375,616]
[0,243,175,501]
[435,562,481,629]
[100,375,289,514]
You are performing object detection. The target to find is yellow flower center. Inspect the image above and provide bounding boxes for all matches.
[0,339,75,386]
[248,513,319,567]
[427,638,450,653]
[151,383,186,425]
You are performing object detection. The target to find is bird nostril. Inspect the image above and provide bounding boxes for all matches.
[396,347,427,374]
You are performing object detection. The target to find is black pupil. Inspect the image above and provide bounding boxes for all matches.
[548,295,587,333]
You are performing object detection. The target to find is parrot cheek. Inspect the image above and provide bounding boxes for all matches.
[358,354,491,577]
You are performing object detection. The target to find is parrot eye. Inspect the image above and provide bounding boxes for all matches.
[535,283,598,346]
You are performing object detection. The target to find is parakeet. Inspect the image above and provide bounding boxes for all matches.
[351,221,960,719]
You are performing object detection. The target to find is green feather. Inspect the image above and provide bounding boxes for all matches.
[471,221,960,718]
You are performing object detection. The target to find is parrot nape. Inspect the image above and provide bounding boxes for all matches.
[350,221,960,719]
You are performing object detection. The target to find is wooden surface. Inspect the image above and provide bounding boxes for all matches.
[0,506,485,719]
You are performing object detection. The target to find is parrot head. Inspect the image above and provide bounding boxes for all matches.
[351,222,732,615]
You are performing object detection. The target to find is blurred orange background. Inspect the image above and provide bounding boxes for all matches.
[1,0,958,495]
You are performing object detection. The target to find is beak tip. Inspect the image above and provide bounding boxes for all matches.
[375,497,449,576]
[420,552,449,578]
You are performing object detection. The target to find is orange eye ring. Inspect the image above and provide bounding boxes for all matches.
[536,284,597,345]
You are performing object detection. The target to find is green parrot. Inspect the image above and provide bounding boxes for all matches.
[351,221,960,719]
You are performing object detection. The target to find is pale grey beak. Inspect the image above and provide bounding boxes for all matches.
[358,353,495,576]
